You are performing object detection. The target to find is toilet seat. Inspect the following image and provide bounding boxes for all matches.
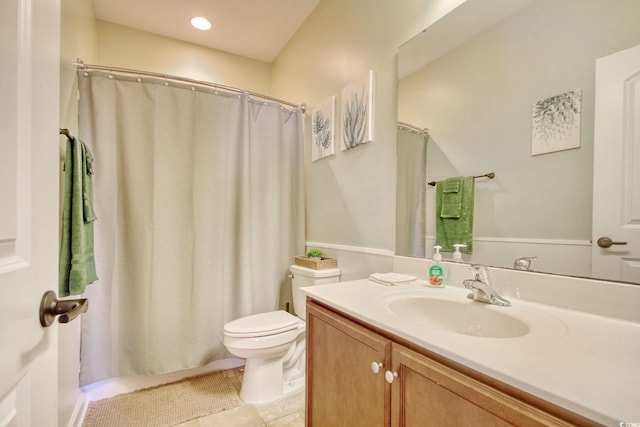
[224,310,301,338]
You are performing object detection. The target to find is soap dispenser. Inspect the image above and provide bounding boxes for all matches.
[428,246,446,287]
[452,244,467,263]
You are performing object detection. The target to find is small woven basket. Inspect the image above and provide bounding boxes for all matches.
[294,256,337,270]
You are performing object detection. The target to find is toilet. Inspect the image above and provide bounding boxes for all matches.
[223,264,340,405]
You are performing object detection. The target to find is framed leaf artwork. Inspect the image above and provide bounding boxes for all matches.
[531,89,582,155]
[311,96,335,161]
[341,70,375,150]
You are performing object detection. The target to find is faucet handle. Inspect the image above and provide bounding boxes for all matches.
[469,264,489,281]
[514,256,537,270]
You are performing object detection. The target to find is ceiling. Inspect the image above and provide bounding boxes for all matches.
[91,0,320,62]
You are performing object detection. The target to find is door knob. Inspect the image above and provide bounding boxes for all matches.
[39,290,89,327]
[597,237,627,248]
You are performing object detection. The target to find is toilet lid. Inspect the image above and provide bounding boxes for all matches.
[224,310,301,337]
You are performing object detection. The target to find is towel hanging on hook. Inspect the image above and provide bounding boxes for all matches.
[59,128,99,296]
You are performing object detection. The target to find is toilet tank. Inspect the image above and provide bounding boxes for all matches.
[290,264,340,319]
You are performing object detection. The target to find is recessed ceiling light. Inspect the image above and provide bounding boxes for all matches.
[191,17,212,31]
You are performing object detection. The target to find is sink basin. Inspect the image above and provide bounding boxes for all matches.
[386,296,529,338]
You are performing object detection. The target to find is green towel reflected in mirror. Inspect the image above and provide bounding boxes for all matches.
[435,176,474,254]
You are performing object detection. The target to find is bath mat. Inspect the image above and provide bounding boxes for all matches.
[82,370,241,427]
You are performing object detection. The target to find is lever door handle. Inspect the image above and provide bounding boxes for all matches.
[597,237,627,248]
[39,290,89,327]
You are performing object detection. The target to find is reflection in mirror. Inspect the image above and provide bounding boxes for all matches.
[396,0,640,283]
[396,123,428,258]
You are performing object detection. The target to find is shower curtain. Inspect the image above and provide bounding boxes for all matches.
[77,70,305,385]
[396,125,427,258]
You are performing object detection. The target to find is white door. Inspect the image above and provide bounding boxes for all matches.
[593,44,640,284]
[0,0,61,425]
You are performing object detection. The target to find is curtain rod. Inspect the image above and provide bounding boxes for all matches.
[398,121,429,136]
[74,59,306,113]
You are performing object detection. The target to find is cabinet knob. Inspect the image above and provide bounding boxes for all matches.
[370,361,383,374]
[385,371,398,384]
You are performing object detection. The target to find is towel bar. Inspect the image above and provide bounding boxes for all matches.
[428,172,495,187]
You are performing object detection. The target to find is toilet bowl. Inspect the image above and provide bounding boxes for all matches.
[223,264,340,405]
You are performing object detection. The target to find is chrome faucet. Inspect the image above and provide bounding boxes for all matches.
[462,265,511,307]
[513,256,537,271]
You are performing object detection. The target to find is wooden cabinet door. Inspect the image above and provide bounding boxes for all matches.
[390,344,573,427]
[307,302,392,427]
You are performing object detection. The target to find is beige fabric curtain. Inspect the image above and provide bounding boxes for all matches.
[396,125,427,258]
[78,71,304,385]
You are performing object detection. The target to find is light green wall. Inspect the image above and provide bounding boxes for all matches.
[60,0,98,138]
[271,0,434,252]
[59,1,98,425]
[96,21,273,95]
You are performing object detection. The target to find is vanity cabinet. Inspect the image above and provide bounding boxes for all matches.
[306,300,391,426]
[306,301,591,427]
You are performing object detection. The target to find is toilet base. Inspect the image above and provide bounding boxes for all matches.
[281,374,305,400]
[224,313,309,406]
[239,358,305,405]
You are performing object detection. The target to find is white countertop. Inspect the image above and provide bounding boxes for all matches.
[302,279,640,426]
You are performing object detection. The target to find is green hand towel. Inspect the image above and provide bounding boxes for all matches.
[59,137,98,297]
[441,177,461,193]
[440,177,463,218]
[435,176,474,253]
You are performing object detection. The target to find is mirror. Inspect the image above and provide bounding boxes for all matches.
[396,0,640,283]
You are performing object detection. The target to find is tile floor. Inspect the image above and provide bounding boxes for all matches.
[175,367,305,427]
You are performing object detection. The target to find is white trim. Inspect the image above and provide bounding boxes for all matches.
[0,256,29,274]
[305,242,395,257]
[425,236,591,247]
[66,393,88,427]
[81,358,245,402]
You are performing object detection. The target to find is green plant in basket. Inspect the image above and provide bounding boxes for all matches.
[306,249,323,259]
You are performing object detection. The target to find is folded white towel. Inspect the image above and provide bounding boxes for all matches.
[368,272,416,286]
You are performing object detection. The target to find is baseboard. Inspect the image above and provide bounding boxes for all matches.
[67,392,89,427]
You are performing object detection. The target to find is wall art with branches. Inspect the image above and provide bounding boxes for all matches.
[341,70,375,150]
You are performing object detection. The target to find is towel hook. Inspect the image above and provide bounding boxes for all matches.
[59,128,72,141]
